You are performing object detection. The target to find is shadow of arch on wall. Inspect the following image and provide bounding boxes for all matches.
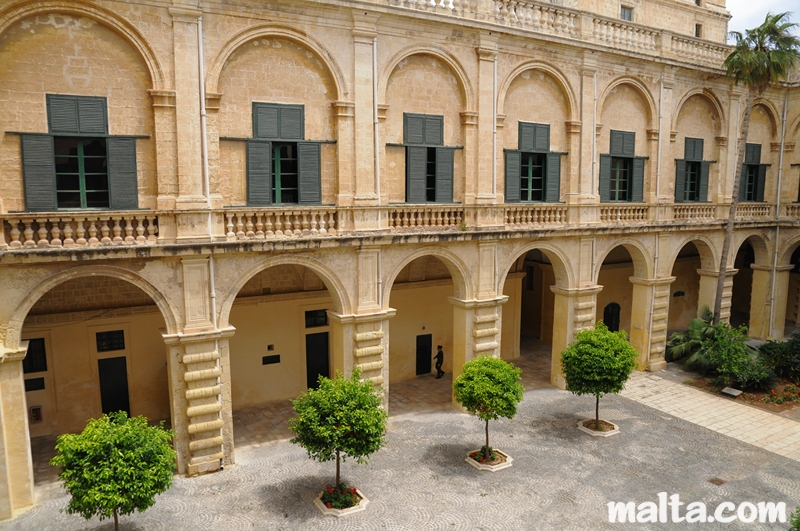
[497,61,578,122]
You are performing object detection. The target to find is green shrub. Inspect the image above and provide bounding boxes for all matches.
[561,322,637,429]
[50,412,176,531]
[790,506,800,531]
[704,323,774,391]
[666,307,715,363]
[761,330,800,380]
[453,355,523,460]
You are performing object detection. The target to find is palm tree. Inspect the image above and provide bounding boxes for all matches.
[712,12,800,325]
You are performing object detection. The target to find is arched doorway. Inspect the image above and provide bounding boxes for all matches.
[596,246,636,336]
[731,240,755,329]
[667,242,703,336]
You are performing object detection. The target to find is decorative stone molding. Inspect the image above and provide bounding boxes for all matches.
[646,129,659,141]
[333,101,355,118]
[149,89,176,108]
[715,136,728,147]
[461,111,479,126]
[168,6,202,23]
[496,114,507,129]
[476,47,498,61]
[670,131,678,142]
[565,121,581,134]
[205,92,222,111]
[377,104,389,122]
[771,142,795,152]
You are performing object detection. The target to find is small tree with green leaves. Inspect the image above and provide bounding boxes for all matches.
[50,412,176,531]
[561,322,637,430]
[453,355,524,460]
[789,506,800,531]
[289,369,387,489]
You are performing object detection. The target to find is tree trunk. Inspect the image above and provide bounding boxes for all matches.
[484,419,490,459]
[595,395,600,430]
[114,507,119,531]
[335,449,340,487]
[713,86,758,325]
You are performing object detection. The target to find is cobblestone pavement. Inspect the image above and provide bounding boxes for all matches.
[7,341,800,530]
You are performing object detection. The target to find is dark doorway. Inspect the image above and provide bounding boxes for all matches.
[416,334,432,376]
[97,356,131,415]
[604,303,621,332]
[305,332,330,389]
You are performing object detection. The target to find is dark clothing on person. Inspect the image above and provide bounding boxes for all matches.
[434,346,445,378]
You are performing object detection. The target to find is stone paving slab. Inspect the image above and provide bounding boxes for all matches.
[5,385,800,531]
[622,372,800,462]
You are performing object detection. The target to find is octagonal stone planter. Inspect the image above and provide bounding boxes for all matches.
[314,489,369,517]
[465,449,513,472]
[577,419,620,437]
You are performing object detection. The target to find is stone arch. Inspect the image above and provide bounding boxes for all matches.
[218,255,352,328]
[5,266,178,350]
[598,77,656,130]
[671,88,726,136]
[750,99,780,139]
[594,238,652,283]
[497,242,574,292]
[780,233,800,267]
[382,247,473,310]
[733,231,771,266]
[664,235,718,273]
[205,24,347,99]
[0,0,165,89]
[497,61,578,122]
[790,111,800,141]
[379,45,475,111]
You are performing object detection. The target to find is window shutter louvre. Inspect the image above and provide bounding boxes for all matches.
[254,104,279,139]
[699,161,710,202]
[246,140,272,206]
[435,147,454,203]
[77,97,107,134]
[519,122,535,152]
[107,137,139,210]
[297,142,321,204]
[622,131,635,157]
[404,114,425,145]
[21,135,57,212]
[685,137,704,161]
[279,105,304,140]
[599,154,612,202]
[47,95,79,134]
[425,115,443,146]
[504,151,521,203]
[406,146,427,203]
[756,164,766,202]
[739,165,748,202]
[693,138,704,161]
[610,130,624,156]
[534,124,550,152]
[631,157,645,202]
[545,152,561,203]
[674,160,686,202]
[745,143,761,165]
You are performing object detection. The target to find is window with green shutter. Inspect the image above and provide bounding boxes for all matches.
[249,103,321,205]
[675,137,710,203]
[599,130,643,202]
[504,122,561,203]
[740,143,766,202]
[19,95,139,212]
[403,113,453,203]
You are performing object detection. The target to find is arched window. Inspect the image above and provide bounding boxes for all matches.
[604,302,621,332]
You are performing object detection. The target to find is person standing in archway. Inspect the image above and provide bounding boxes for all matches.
[433,345,445,379]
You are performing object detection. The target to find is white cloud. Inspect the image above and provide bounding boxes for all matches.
[725,0,800,40]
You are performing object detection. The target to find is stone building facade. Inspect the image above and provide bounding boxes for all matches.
[0,0,798,519]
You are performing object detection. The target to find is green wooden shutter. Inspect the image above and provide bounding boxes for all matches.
[519,122,535,152]
[622,132,635,157]
[610,130,625,156]
[756,164,766,202]
[107,137,139,210]
[254,104,279,139]
[545,152,561,203]
[404,114,425,145]
[77,98,107,134]
[505,151,521,203]
[699,161,710,202]
[631,157,645,202]
[297,142,321,204]
[745,143,761,165]
[247,140,272,206]
[739,165,748,202]
[599,154,611,202]
[279,105,304,140]
[674,160,686,202]
[534,124,550,152]
[685,137,703,161]
[406,146,427,203]
[21,135,57,212]
[47,95,79,134]
[424,115,443,146]
[435,147,454,203]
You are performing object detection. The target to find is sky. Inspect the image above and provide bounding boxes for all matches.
[725,0,800,39]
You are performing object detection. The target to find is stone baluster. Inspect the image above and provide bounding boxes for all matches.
[327,211,337,235]
[255,213,265,239]
[87,219,99,246]
[8,220,21,249]
[148,217,158,242]
[21,219,35,248]
[235,214,245,240]
[99,218,112,245]
[292,212,302,235]
[225,213,235,240]
[35,219,49,248]
[318,212,328,234]
[135,217,146,243]
[75,219,87,246]
[264,212,275,237]
[62,220,75,247]
[112,217,124,244]
[301,212,311,234]
[245,213,255,239]
[274,213,284,236]
[124,218,135,244]
[50,220,62,247]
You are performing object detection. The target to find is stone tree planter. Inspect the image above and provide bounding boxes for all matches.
[313,488,369,517]
[465,449,514,472]
[577,419,620,437]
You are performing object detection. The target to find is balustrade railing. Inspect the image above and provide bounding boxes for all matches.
[224,208,338,240]
[670,35,728,69]
[672,204,715,222]
[505,204,568,227]
[599,204,649,223]
[782,204,800,219]
[591,18,658,52]
[493,1,579,38]
[735,204,773,221]
[0,214,158,250]
[388,205,465,231]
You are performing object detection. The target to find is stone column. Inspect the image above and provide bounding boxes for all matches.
[748,264,794,340]
[333,101,355,208]
[550,285,602,389]
[148,90,178,210]
[351,13,379,207]
[169,6,205,209]
[501,272,524,360]
[630,277,676,372]
[697,268,737,322]
[769,265,794,340]
[474,36,497,204]
[0,344,34,520]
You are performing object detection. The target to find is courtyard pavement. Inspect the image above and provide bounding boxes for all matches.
[6,340,800,530]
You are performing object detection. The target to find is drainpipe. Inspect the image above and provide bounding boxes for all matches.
[373,37,380,200]
[767,83,790,338]
[592,72,597,196]
[197,8,223,468]
[646,78,665,370]
[492,54,497,197]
